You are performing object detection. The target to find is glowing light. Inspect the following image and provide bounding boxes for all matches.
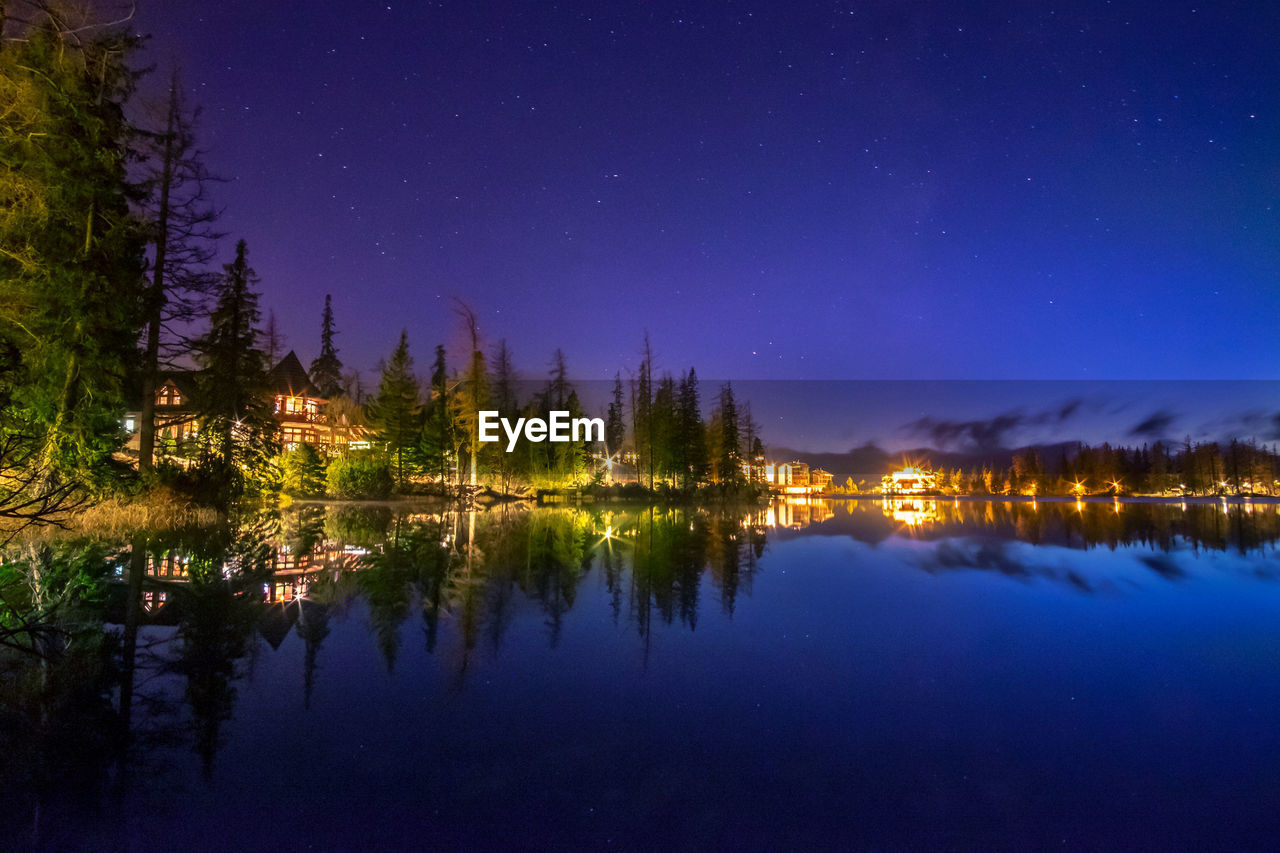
[884,498,939,526]
[882,465,937,495]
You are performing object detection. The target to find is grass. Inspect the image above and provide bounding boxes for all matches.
[66,486,221,535]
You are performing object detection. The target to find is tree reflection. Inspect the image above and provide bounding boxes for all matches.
[765,497,1280,555]
[0,539,120,846]
[7,494,1279,841]
[163,521,272,777]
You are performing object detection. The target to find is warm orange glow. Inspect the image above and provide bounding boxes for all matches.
[882,465,936,495]
[884,498,939,526]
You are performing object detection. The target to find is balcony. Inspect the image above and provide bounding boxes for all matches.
[276,410,325,424]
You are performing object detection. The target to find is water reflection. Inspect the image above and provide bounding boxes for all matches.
[2,497,1280,846]
[763,496,1280,556]
[883,498,940,527]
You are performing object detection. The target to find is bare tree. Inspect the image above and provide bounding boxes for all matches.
[264,308,285,365]
[136,69,223,473]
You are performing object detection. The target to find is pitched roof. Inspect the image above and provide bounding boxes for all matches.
[125,369,200,411]
[267,351,322,398]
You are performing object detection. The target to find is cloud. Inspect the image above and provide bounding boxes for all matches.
[1055,399,1082,421]
[1139,554,1187,582]
[1238,410,1280,442]
[1189,409,1280,444]
[902,398,1085,452]
[1128,410,1177,438]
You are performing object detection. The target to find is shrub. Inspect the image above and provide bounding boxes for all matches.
[326,454,393,500]
[324,504,393,546]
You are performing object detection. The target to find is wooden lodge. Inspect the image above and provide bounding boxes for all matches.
[269,351,328,449]
[123,350,365,457]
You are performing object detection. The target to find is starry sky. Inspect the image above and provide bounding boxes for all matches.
[135,1,1277,396]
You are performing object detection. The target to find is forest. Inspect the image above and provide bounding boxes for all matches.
[1,4,1273,534]
[0,3,771,523]
[836,439,1280,498]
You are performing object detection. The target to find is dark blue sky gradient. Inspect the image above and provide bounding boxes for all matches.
[136,1,1278,383]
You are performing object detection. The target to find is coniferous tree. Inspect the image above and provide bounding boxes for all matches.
[547,348,570,410]
[633,334,654,488]
[713,383,742,486]
[652,374,677,485]
[309,294,343,398]
[748,435,765,484]
[561,387,592,485]
[677,368,708,488]
[194,239,274,490]
[489,339,522,493]
[368,330,421,490]
[421,345,454,484]
[449,302,489,488]
[605,372,625,460]
[0,8,146,483]
[741,400,761,485]
[538,349,579,484]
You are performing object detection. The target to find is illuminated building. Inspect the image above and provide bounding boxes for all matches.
[270,351,330,450]
[123,351,367,456]
[881,465,937,495]
[760,460,833,495]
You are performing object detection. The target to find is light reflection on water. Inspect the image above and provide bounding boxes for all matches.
[4,498,1280,850]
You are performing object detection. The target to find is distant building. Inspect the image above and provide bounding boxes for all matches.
[761,460,832,495]
[881,466,937,495]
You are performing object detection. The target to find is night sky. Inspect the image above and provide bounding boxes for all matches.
[136,2,1278,394]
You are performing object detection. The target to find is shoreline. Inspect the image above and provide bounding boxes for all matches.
[820,493,1280,504]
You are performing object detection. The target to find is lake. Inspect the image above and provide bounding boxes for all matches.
[4,498,1280,851]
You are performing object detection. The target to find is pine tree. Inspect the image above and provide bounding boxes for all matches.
[193,239,274,488]
[714,383,742,486]
[677,368,707,488]
[741,400,761,485]
[0,10,146,483]
[449,302,489,487]
[561,387,592,485]
[309,294,343,398]
[652,374,677,485]
[633,334,654,488]
[605,372,625,460]
[421,345,454,484]
[547,348,570,410]
[368,330,421,490]
[489,338,522,492]
[541,348,579,484]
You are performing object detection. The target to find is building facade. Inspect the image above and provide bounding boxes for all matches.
[124,351,365,459]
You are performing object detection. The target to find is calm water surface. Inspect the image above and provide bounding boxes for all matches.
[4,498,1280,851]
